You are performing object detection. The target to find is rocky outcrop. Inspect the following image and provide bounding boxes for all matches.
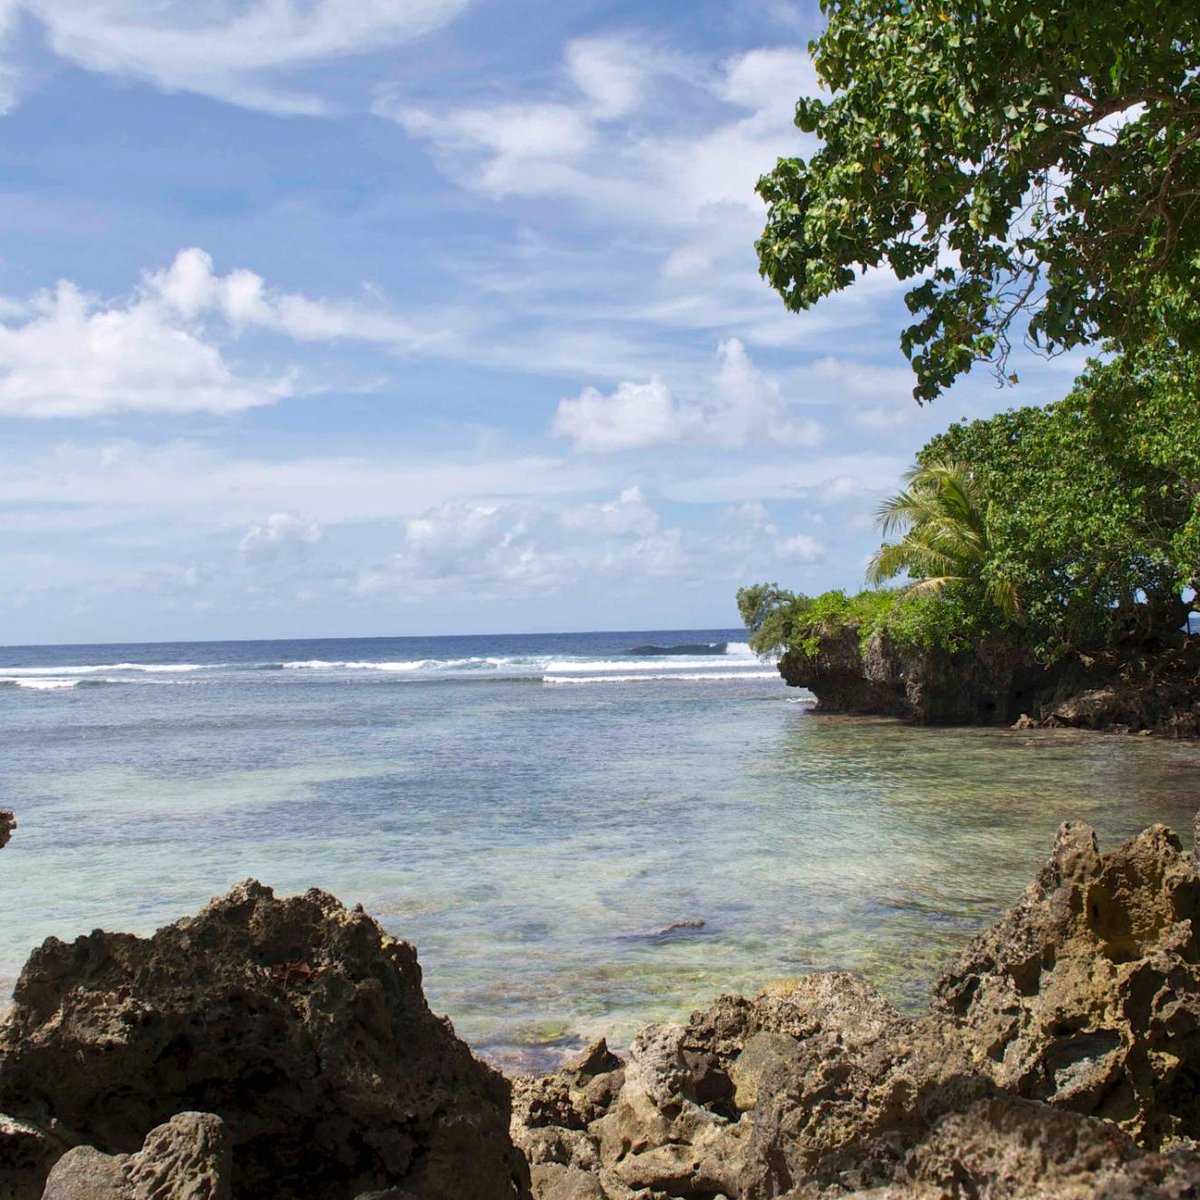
[0,1112,67,1200]
[0,813,14,850]
[41,1112,231,1200]
[777,633,1048,724]
[0,880,528,1200]
[512,820,1200,1199]
[931,821,1200,1146]
[4,816,1199,1199]
[778,632,1200,734]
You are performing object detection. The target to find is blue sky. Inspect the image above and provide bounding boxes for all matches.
[0,0,1082,644]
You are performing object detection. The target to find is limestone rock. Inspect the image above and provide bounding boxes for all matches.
[0,880,528,1200]
[41,1113,231,1200]
[511,822,1200,1199]
[528,1163,604,1200]
[0,1113,66,1200]
[931,821,1200,1146]
[40,1147,128,1200]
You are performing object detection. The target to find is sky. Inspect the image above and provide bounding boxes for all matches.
[0,0,1084,645]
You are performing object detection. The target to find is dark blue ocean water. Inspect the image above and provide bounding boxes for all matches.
[2,629,1197,1069]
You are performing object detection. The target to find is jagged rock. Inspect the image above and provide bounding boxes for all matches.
[931,821,1200,1146]
[777,632,1200,734]
[728,1033,800,1113]
[0,813,13,850]
[528,1164,605,1200]
[783,1096,1200,1199]
[40,1147,127,1200]
[512,822,1200,1199]
[0,880,528,1200]
[777,633,1045,724]
[41,1112,231,1200]
[0,1112,65,1200]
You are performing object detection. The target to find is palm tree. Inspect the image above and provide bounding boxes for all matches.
[867,459,1021,618]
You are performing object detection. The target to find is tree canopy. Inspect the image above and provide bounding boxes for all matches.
[742,338,1200,662]
[925,347,1200,652]
[756,0,1200,400]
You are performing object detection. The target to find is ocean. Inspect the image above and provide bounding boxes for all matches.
[2,629,1197,1070]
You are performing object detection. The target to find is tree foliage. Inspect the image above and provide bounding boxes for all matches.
[757,0,1200,399]
[737,582,990,658]
[867,459,1020,617]
[742,340,1200,663]
[925,348,1200,653]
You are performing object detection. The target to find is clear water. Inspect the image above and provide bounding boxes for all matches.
[1,630,1197,1071]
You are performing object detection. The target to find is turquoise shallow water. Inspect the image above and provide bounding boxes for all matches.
[1,630,1197,1070]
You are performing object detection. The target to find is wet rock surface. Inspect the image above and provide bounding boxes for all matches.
[512,821,1200,1199]
[0,880,527,1200]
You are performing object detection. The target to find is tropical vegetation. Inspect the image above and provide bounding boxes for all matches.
[741,342,1200,664]
[743,1,1200,677]
[756,0,1200,400]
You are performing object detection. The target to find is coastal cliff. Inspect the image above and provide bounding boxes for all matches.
[3,818,1200,1198]
[776,632,1200,736]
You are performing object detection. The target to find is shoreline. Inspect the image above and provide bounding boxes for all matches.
[3,814,1200,1198]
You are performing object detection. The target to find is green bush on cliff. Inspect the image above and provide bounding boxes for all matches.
[738,583,988,660]
[925,347,1200,656]
[742,335,1199,665]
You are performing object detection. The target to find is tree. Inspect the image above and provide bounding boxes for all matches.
[867,460,1020,617]
[756,0,1200,400]
[925,347,1200,652]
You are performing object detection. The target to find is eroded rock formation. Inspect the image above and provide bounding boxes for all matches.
[0,881,528,1200]
[778,633,1200,734]
[511,820,1200,1199]
[2,817,1199,1199]
[41,1112,231,1200]
[0,813,14,850]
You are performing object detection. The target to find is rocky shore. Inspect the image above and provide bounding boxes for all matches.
[3,816,1200,1198]
[777,633,1200,736]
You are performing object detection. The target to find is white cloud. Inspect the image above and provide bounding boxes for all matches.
[552,338,822,452]
[239,512,322,562]
[0,439,598,525]
[392,102,595,197]
[147,247,447,349]
[385,41,818,221]
[776,533,823,563]
[560,486,659,536]
[379,500,555,594]
[0,248,455,418]
[0,280,291,418]
[10,0,471,114]
[357,487,822,601]
[564,35,664,121]
[553,377,683,452]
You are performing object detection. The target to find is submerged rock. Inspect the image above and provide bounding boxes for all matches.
[0,880,528,1200]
